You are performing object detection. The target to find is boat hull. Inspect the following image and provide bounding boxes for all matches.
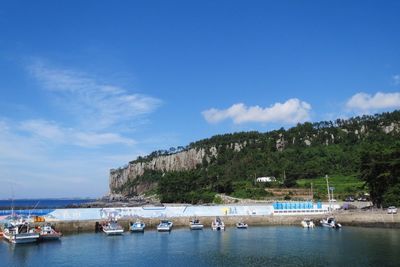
[321,223,341,229]
[157,226,172,232]
[3,233,39,244]
[190,224,204,230]
[103,229,124,235]
[130,227,145,232]
[301,221,314,228]
[130,224,145,232]
[212,225,225,231]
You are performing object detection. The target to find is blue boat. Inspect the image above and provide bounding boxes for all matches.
[157,220,173,232]
[130,220,146,232]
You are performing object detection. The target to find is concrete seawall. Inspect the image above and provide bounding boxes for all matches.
[49,211,400,234]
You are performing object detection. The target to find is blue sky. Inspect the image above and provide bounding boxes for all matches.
[1,0,400,198]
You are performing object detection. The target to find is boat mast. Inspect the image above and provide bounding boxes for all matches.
[310,182,313,200]
[325,175,332,212]
[10,183,15,218]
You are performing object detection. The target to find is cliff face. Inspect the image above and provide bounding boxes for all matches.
[109,147,217,195]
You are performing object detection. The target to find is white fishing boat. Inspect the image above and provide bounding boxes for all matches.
[102,219,124,235]
[157,220,173,232]
[189,218,204,230]
[301,218,315,228]
[211,217,225,231]
[320,217,341,229]
[38,224,62,240]
[130,220,146,232]
[236,221,248,229]
[320,175,341,229]
[3,218,39,244]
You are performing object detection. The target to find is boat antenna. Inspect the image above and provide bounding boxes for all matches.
[28,201,40,219]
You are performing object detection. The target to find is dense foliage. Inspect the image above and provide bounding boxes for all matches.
[360,142,400,207]
[128,111,400,204]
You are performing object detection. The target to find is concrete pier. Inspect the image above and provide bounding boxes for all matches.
[48,211,400,234]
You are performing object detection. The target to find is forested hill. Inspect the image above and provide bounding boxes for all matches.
[110,110,400,206]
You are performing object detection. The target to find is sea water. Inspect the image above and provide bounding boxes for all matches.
[1,226,399,267]
[0,199,95,209]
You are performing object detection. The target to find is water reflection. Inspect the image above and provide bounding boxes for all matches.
[8,242,39,267]
[1,227,400,267]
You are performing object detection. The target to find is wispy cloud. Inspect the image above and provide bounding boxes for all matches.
[29,61,162,130]
[0,119,139,198]
[19,119,135,147]
[19,120,65,141]
[0,60,162,198]
[346,92,400,113]
[0,119,47,163]
[202,98,312,125]
[393,75,400,85]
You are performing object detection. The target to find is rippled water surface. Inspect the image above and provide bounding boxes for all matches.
[1,226,400,267]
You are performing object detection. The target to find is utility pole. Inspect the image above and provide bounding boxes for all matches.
[283,170,286,185]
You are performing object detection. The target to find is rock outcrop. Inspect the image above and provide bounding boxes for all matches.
[109,147,217,195]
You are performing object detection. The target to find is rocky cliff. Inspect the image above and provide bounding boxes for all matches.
[109,147,218,195]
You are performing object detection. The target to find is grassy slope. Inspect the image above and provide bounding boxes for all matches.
[296,175,366,200]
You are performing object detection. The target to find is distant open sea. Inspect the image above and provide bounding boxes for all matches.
[0,199,95,209]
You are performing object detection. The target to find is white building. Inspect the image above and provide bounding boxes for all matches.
[256,176,276,183]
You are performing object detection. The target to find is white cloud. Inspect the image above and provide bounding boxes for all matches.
[346,92,400,113]
[202,98,312,125]
[30,62,162,130]
[393,75,400,85]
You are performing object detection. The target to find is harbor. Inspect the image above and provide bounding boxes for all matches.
[1,202,399,235]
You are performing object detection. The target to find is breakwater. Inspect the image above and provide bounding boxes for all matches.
[45,212,400,234]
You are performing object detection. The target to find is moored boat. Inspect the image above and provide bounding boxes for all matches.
[320,217,341,229]
[130,220,146,232]
[102,219,124,235]
[301,218,315,228]
[157,220,173,232]
[38,224,62,241]
[236,221,248,229]
[211,217,225,231]
[189,218,204,230]
[3,218,39,244]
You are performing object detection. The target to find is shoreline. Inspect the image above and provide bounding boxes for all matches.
[48,211,400,234]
